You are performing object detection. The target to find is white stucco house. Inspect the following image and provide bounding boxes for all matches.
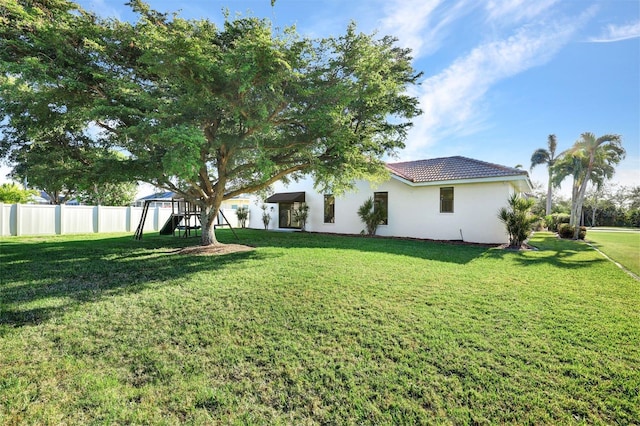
[246,156,532,244]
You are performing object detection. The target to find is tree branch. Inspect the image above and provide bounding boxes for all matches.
[224,163,310,199]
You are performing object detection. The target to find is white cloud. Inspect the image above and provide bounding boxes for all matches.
[485,0,558,23]
[403,11,595,157]
[379,0,475,58]
[589,21,640,43]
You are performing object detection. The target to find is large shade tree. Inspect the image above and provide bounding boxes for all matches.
[1,0,422,245]
[552,132,624,239]
[530,134,559,216]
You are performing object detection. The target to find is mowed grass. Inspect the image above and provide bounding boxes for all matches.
[1,230,638,424]
[586,228,640,276]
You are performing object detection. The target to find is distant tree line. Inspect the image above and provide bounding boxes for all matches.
[530,182,639,229]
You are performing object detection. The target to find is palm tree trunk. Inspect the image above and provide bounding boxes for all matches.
[572,157,594,239]
[545,170,553,216]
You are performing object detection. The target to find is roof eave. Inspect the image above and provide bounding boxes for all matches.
[390,173,532,189]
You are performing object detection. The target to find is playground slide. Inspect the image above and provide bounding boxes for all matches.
[159,214,184,235]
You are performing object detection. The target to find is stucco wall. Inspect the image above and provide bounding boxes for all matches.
[248,176,520,244]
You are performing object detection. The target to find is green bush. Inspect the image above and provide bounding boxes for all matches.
[0,183,37,204]
[557,223,573,239]
[549,213,571,231]
[292,203,310,231]
[579,226,587,239]
[543,215,554,230]
[557,224,587,239]
[357,197,386,236]
[547,213,570,231]
[235,206,249,228]
[497,194,537,248]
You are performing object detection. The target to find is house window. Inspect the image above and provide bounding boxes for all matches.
[440,187,454,213]
[324,194,335,223]
[374,192,388,225]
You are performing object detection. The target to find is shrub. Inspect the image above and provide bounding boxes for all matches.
[533,219,546,231]
[260,204,272,230]
[235,206,249,228]
[357,197,386,236]
[557,224,587,239]
[579,226,587,239]
[292,203,309,231]
[497,194,537,248]
[547,213,570,231]
[557,223,573,238]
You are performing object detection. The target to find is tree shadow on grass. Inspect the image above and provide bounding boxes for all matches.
[481,234,608,269]
[0,234,270,328]
[0,229,500,328]
[223,228,492,265]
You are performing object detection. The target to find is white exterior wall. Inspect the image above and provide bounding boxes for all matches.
[248,176,520,244]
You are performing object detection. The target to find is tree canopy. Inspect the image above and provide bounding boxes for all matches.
[0,182,36,204]
[1,0,422,244]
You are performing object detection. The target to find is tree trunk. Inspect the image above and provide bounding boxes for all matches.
[573,153,597,239]
[199,203,221,246]
[573,177,589,239]
[545,170,552,216]
[569,181,579,227]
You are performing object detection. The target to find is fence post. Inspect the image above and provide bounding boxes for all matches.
[0,203,3,237]
[15,203,22,236]
[126,206,132,232]
[92,206,98,233]
[57,204,63,235]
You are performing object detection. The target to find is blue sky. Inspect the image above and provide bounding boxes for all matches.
[4,0,639,196]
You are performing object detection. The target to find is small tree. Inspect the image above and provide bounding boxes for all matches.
[357,197,387,236]
[0,183,37,204]
[236,206,249,228]
[261,204,272,230]
[497,194,537,249]
[292,203,310,231]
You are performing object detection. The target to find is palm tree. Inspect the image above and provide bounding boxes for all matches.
[530,134,559,216]
[557,132,625,239]
[497,193,537,249]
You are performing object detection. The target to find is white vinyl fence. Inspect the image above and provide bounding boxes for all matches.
[0,203,244,237]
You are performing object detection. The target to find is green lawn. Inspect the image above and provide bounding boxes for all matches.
[586,228,640,276]
[1,230,639,424]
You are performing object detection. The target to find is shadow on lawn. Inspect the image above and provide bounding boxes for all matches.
[0,234,267,328]
[223,228,492,265]
[483,234,607,269]
[1,229,492,327]
[1,229,517,328]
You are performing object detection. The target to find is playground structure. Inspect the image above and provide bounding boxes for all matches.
[134,196,237,240]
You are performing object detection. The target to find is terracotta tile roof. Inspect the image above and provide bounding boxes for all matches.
[386,156,529,183]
